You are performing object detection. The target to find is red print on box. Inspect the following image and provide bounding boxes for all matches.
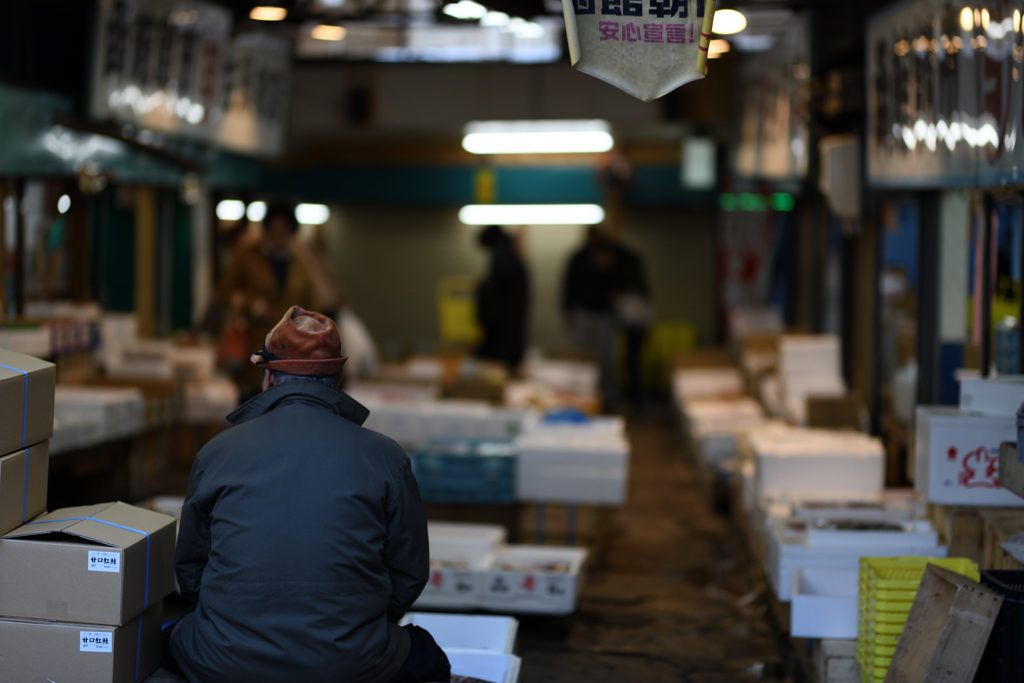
[958,446,1001,489]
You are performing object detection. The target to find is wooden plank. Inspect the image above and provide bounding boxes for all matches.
[927,504,987,564]
[806,395,867,432]
[884,565,1003,683]
[998,440,1024,502]
[813,639,859,683]
[981,508,1024,570]
[134,187,157,339]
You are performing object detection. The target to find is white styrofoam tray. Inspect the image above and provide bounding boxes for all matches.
[416,543,495,609]
[790,568,858,639]
[428,522,507,551]
[480,545,588,615]
[399,612,518,654]
[442,651,521,683]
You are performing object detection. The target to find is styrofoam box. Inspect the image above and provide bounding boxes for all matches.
[782,491,926,522]
[481,546,588,615]
[425,401,493,440]
[53,387,145,440]
[516,434,629,505]
[415,543,494,609]
[754,431,884,501]
[439,651,521,683]
[428,522,507,550]
[914,406,1024,506]
[805,520,937,548]
[521,414,625,438]
[959,376,1024,418]
[363,403,430,446]
[765,518,946,601]
[672,368,744,400]
[399,613,518,654]
[790,568,858,639]
[779,335,841,377]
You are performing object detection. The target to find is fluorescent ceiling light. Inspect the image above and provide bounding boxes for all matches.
[250,6,287,21]
[296,203,331,225]
[509,20,545,38]
[732,34,774,51]
[481,11,509,26]
[312,24,347,40]
[246,201,267,222]
[463,120,613,154]
[712,9,746,34]
[57,195,71,214]
[443,0,488,19]
[708,39,730,58]
[216,200,246,221]
[459,204,606,225]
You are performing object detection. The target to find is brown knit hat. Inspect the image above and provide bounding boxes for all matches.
[250,306,348,376]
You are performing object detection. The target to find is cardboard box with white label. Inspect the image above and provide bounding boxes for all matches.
[914,406,1024,507]
[0,502,176,625]
[0,603,162,683]
[0,348,55,459]
[0,440,48,536]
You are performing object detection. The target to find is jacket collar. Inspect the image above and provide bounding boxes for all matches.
[226,382,370,427]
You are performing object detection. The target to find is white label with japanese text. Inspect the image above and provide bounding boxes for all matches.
[88,551,120,573]
[80,631,113,653]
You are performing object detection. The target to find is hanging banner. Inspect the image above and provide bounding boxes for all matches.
[90,0,232,142]
[216,34,292,157]
[560,0,717,101]
[867,0,1024,188]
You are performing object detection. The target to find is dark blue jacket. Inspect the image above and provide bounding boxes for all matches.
[169,382,429,683]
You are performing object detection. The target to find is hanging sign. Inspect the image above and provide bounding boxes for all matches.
[89,0,232,142]
[867,0,1024,188]
[560,0,717,101]
[216,34,292,157]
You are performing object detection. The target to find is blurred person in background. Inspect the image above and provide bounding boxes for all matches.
[562,226,619,411]
[217,202,316,398]
[475,225,529,375]
[610,238,653,407]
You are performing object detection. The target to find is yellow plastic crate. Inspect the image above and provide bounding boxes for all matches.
[856,557,979,683]
[860,594,915,615]
[858,557,980,591]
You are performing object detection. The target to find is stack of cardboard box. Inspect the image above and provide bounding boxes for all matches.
[0,348,177,683]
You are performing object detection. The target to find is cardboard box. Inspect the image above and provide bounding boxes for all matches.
[959,376,1024,418]
[0,348,55,458]
[0,502,176,625]
[0,440,49,536]
[0,603,161,683]
[915,407,1024,507]
[790,568,858,639]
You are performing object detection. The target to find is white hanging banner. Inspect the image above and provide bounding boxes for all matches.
[561,0,716,101]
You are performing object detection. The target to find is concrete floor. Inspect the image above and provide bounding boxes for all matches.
[148,414,788,683]
[514,415,786,683]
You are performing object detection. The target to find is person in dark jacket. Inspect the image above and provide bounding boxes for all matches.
[475,225,529,375]
[561,227,619,410]
[164,306,449,683]
[609,240,652,404]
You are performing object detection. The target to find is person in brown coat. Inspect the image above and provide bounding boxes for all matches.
[217,202,316,395]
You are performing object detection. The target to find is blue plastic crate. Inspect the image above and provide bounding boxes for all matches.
[409,439,516,505]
